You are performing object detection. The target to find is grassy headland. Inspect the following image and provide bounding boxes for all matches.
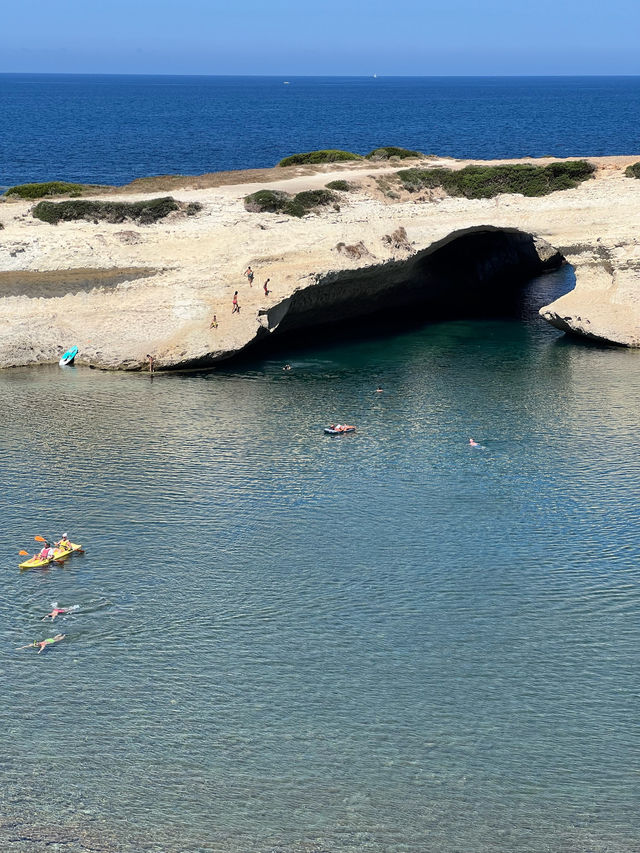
[5,181,105,199]
[365,146,424,160]
[278,150,362,167]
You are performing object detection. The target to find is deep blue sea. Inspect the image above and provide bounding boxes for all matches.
[1,74,640,186]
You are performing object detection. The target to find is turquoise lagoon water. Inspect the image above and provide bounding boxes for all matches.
[0,269,639,852]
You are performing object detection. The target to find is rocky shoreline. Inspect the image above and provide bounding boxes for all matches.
[1,153,639,371]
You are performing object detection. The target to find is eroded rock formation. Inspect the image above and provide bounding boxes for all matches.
[540,243,640,346]
[0,154,639,371]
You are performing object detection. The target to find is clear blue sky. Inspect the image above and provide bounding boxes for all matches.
[3,0,640,75]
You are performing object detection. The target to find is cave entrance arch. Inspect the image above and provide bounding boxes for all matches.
[253,226,570,352]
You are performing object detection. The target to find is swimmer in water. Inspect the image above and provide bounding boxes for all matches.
[469,438,479,447]
[375,387,383,393]
[282,364,292,371]
[17,634,65,653]
[42,606,74,621]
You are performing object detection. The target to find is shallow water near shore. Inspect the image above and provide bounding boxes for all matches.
[1,268,639,852]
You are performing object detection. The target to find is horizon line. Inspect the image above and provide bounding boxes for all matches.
[2,71,640,79]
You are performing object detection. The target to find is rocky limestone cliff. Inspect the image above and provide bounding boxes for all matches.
[540,243,640,346]
[1,155,639,370]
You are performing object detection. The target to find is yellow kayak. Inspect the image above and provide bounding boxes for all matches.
[19,546,73,570]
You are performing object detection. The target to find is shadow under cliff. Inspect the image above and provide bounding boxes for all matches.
[242,226,567,360]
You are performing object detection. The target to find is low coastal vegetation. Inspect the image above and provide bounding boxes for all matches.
[32,196,181,225]
[244,188,338,217]
[5,181,101,199]
[279,147,425,167]
[325,180,354,192]
[397,161,595,198]
[624,162,640,178]
[278,150,362,167]
[365,146,423,160]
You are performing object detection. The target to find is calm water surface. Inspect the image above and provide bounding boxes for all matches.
[0,271,639,852]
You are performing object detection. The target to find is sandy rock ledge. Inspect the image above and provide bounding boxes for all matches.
[1,154,639,370]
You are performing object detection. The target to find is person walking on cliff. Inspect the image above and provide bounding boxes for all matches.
[263,278,270,296]
[232,292,240,314]
[244,266,254,287]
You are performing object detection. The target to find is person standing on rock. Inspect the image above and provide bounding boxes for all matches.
[244,266,254,286]
[232,292,240,314]
[146,354,154,374]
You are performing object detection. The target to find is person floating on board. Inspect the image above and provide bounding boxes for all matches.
[17,634,65,654]
[232,292,240,314]
[244,266,254,286]
[263,278,270,296]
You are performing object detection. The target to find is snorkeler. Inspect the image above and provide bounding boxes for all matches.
[17,634,66,654]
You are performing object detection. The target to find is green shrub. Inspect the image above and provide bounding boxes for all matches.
[366,146,423,160]
[397,161,595,198]
[244,190,290,214]
[32,196,180,225]
[278,150,362,167]
[244,188,337,218]
[624,162,640,178]
[5,181,97,199]
[185,202,203,216]
[325,180,353,191]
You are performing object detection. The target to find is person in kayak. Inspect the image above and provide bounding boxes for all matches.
[55,533,71,549]
[37,542,55,560]
[17,634,65,653]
